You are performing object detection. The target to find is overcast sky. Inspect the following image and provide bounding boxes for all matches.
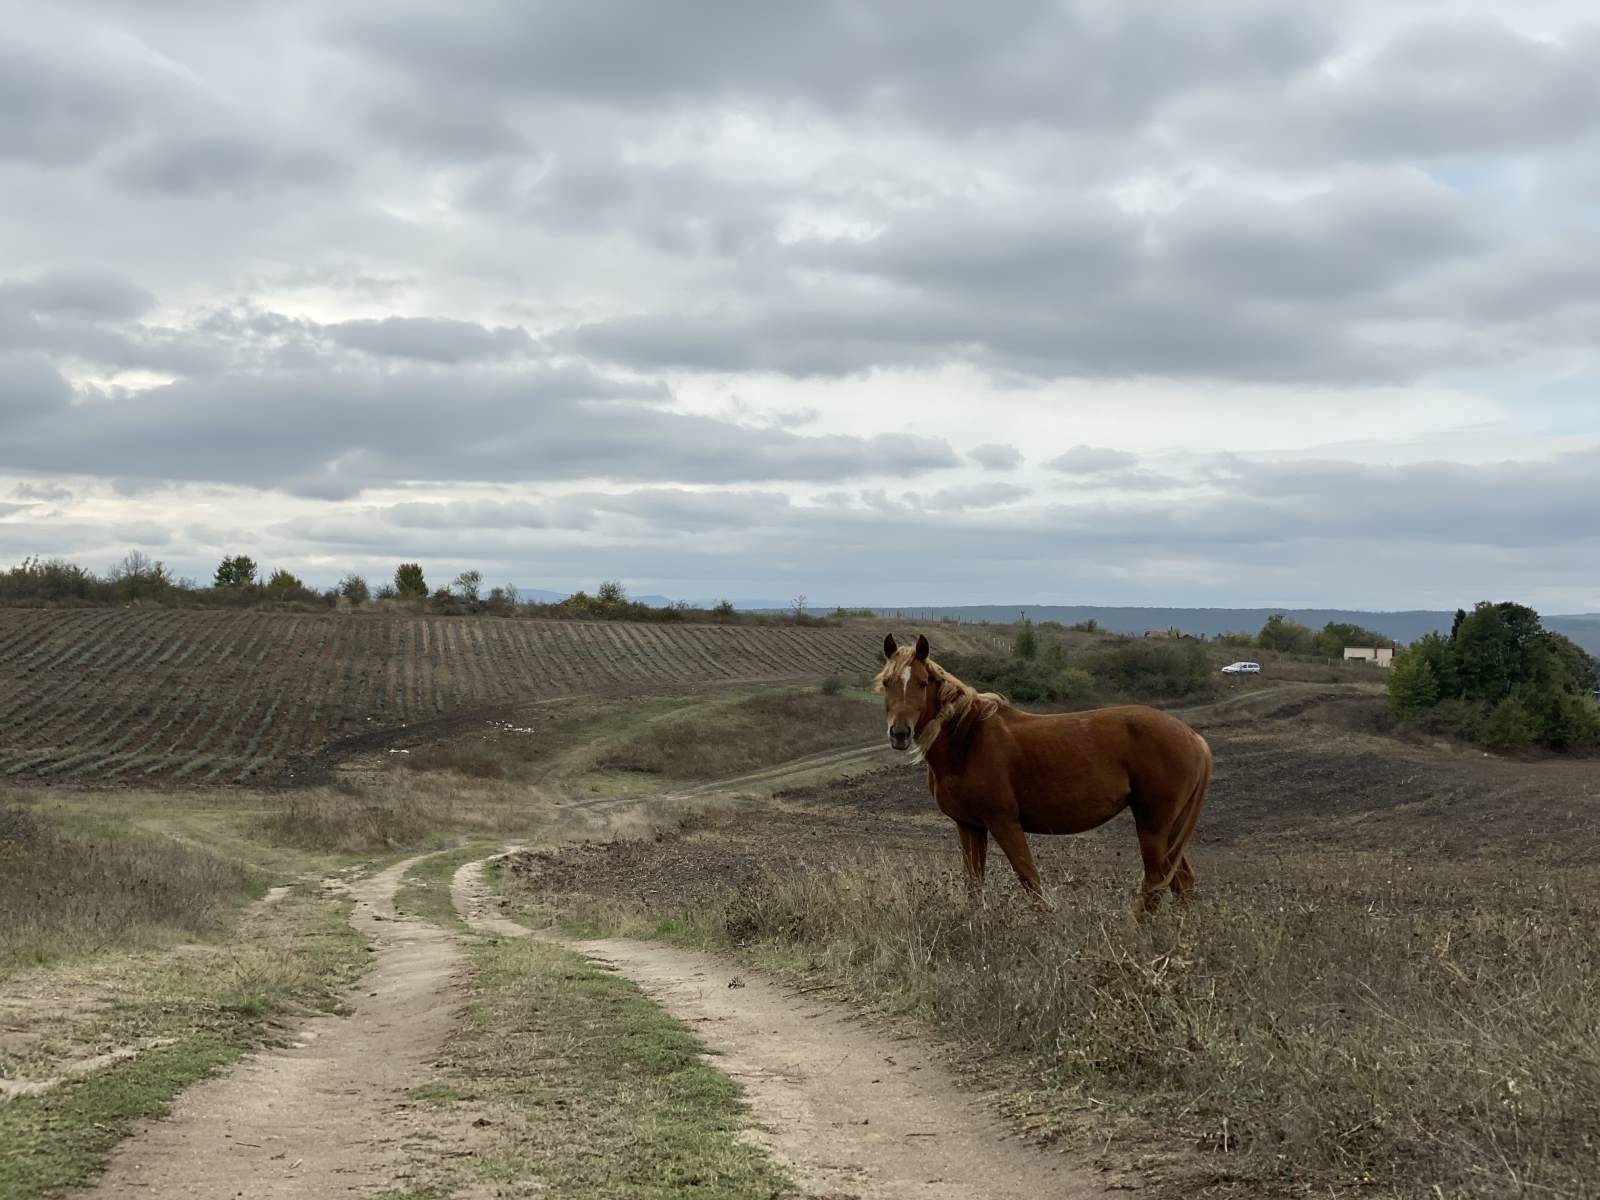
[3,1,1597,610]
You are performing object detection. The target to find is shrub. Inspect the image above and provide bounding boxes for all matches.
[1483,696,1536,750]
[1256,614,1315,655]
[394,562,427,599]
[1387,646,1440,717]
[338,573,370,605]
[945,654,1095,705]
[263,568,316,602]
[1013,623,1038,660]
[597,579,627,604]
[0,556,113,603]
[713,599,736,621]
[819,675,844,696]
[1085,638,1213,700]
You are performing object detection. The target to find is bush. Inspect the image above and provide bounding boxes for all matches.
[819,675,844,696]
[394,562,427,599]
[713,599,736,621]
[1013,623,1038,660]
[1257,614,1315,655]
[1387,646,1440,718]
[0,556,113,603]
[597,580,627,604]
[339,573,370,605]
[946,654,1096,705]
[1483,696,1536,750]
[1085,638,1213,700]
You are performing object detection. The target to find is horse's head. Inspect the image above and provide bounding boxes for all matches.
[878,632,937,752]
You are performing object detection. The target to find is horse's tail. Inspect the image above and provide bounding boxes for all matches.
[1155,731,1212,890]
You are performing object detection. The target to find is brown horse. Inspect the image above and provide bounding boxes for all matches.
[877,633,1212,911]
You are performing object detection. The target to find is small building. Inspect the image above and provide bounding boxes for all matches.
[1343,646,1395,668]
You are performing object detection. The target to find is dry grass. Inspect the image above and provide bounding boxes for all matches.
[0,804,254,970]
[568,851,1600,1199]
[595,690,876,780]
[256,773,557,853]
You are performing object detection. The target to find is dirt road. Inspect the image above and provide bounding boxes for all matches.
[452,855,1100,1200]
[71,856,462,1198]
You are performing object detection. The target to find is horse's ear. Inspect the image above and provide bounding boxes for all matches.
[914,634,930,661]
[883,633,898,660]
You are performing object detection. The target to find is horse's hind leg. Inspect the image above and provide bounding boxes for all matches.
[1169,855,1195,904]
[1133,822,1171,916]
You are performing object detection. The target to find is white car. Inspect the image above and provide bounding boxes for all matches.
[1221,661,1262,675]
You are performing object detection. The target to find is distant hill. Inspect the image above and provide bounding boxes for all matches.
[848,605,1600,655]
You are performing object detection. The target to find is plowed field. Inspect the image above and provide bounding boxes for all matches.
[0,610,950,786]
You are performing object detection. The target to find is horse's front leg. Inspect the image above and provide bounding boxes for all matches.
[987,818,1054,911]
[955,822,988,897]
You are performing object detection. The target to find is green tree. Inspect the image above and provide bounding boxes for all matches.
[338,573,370,605]
[597,579,627,604]
[453,569,483,603]
[1013,621,1038,661]
[1257,614,1315,655]
[265,568,305,592]
[1387,647,1440,718]
[1409,631,1459,698]
[213,554,257,588]
[713,599,735,621]
[1482,695,1536,750]
[394,563,427,599]
[1452,602,1548,701]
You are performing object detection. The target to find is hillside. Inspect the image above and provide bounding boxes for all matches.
[866,604,1600,653]
[0,609,943,786]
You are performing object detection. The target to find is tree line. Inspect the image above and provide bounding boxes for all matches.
[0,553,772,624]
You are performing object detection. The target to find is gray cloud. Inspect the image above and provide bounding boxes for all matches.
[0,268,156,319]
[1198,20,1600,166]
[333,0,1333,136]
[0,356,960,498]
[969,443,1023,471]
[327,317,537,363]
[9,480,74,502]
[1046,446,1137,474]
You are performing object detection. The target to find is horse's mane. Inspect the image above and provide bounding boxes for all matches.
[873,652,1005,764]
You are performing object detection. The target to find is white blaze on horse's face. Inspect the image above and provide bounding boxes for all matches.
[883,654,931,752]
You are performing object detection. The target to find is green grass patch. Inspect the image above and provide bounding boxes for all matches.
[392,844,501,931]
[0,885,368,1199]
[390,932,793,1199]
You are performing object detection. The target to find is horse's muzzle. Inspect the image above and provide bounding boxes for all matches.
[888,725,913,751]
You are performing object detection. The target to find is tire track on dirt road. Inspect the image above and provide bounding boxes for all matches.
[71,856,462,1199]
[450,855,1103,1200]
